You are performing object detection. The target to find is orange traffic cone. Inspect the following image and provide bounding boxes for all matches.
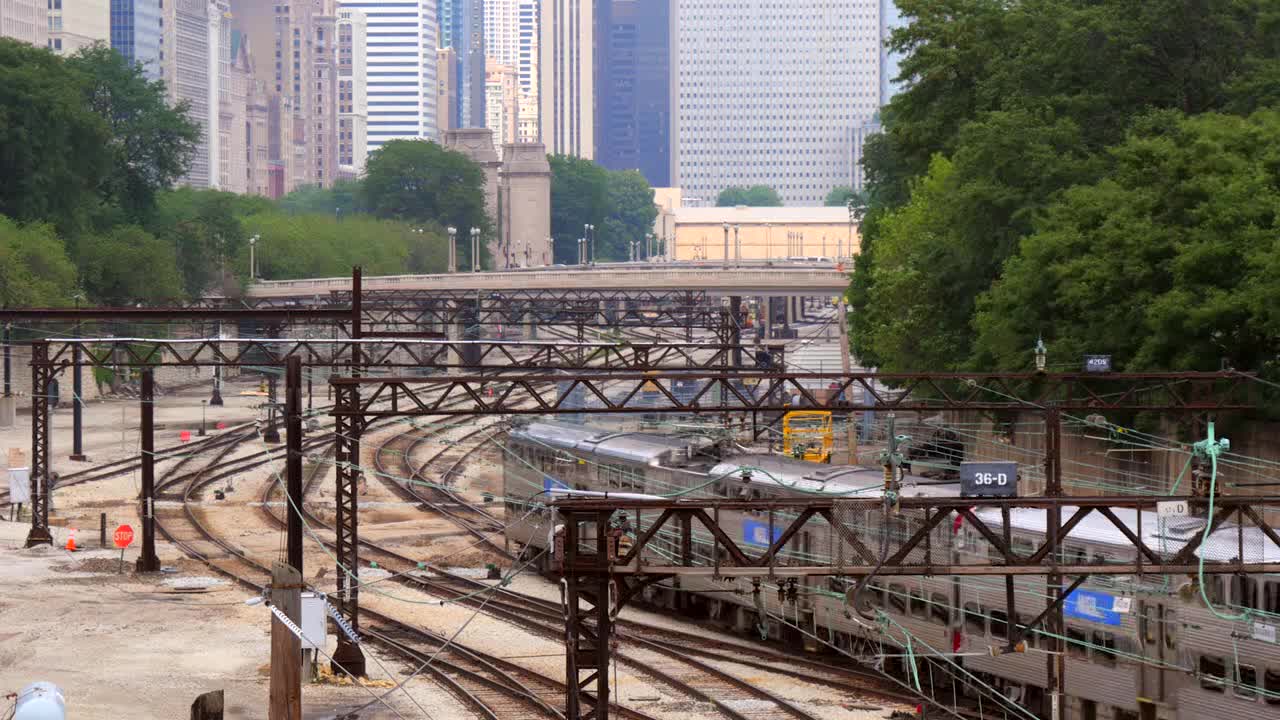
[65,528,77,552]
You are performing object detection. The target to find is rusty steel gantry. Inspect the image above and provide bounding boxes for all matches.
[325,369,1262,720]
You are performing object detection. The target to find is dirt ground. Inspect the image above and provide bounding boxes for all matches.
[0,381,906,720]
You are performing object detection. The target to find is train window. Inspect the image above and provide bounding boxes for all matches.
[1231,575,1259,610]
[1012,537,1034,557]
[1236,664,1258,699]
[909,591,930,619]
[1163,609,1177,651]
[1200,656,1227,692]
[989,610,1008,640]
[1206,577,1225,604]
[1265,582,1280,614]
[930,593,950,624]
[1067,627,1088,658]
[1092,631,1117,667]
[964,603,985,634]
[887,584,907,614]
[1265,669,1280,705]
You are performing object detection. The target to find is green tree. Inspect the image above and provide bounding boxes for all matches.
[278,179,363,217]
[0,39,112,228]
[549,154,609,263]
[0,216,78,307]
[599,170,658,261]
[66,44,199,222]
[716,185,782,207]
[824,186,856,207]
[239,211,446,280]
[974,110,1280,373]
[147,188,264,297]
[361,139,489,269]
[78,225,183,304]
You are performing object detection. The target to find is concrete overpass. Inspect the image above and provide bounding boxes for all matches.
[246,261,851,299]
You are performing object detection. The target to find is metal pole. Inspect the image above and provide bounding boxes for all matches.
[210,322,224,406]
[285,355,303,574]
[263,373,281,443]
[24,342,53,547]
[4,323,11,397]
[723,223,730,265]
[1045,407,1065,720]
[70,343,85,460]
[136,369,160,572]
[447,226,458,273]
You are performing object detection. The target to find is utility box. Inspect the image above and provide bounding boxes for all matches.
[300,592,328,650]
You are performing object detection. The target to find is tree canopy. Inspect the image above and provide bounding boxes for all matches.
[849,0,1280,375]
[716,185,782,207]
[0,217,78,307]
[824,187,856,207]
[362,139,489,270]
[548,156,660,263]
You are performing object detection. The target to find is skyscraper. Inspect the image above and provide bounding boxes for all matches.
[0,0,46,46]
[484,58,517,152]
[161,0,222,188]
[674,0,883,205]
[110,0,161,77]
[439,0,484,128]
[539,0,595,158]
[483,0,517,67]
[514,0,536,98]
[598,0,670,187]
[47,0,109,54]
[341,0,438,151]
[336,8,367,177]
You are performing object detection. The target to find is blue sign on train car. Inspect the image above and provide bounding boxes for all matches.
[1064,589,1122,626]
[743,520,784,547]
[543,475,569,493]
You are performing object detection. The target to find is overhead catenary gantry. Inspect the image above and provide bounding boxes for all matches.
[321,368,1264,720]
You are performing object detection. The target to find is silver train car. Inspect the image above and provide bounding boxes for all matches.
[502,421,1280,720]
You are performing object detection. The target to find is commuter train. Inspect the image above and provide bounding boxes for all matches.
[502,420,1280,720]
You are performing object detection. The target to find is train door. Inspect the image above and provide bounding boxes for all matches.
[1137,600,1171,705]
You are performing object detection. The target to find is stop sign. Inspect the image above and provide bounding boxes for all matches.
[113,524,134,549]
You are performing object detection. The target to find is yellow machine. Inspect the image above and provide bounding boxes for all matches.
[782,411,833,463]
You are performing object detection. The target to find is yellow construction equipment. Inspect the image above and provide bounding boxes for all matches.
[782,410,833,463]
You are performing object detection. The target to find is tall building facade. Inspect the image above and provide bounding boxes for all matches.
[47,0,108,54]
[482,0,516,67]
[538,0,595,158]
[162,0,221,188]
[1,0,46,46]
[514,0,536,97]
[484,58,516,152]
[440,0,484,128]
[110,0,160,77]
[336,8,367,177]
[598,0,670,186]
[674,0,883,206]
[341,0,438,153]
[436,46,457,135]
[879,0,904,106]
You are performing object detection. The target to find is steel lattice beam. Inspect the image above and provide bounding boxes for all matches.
[330,381,365,676]
[23,343,53,547]
[329,371,1256,420]
[33,338,771,371]
[554,495,1280,577]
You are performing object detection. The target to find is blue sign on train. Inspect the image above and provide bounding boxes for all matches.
[1063,589,1122,626]
[743,520,784,547]
[543,475,569,492]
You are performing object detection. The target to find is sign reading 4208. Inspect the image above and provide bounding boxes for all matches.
[960,462,1019,498]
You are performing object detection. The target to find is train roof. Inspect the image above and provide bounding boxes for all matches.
[510,421,714,465]
[711,454,959,498]
[972,506,1280,562]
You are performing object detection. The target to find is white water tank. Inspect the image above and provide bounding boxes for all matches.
[14,682,65,720]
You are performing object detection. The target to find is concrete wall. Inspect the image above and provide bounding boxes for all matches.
[501,142,551,267]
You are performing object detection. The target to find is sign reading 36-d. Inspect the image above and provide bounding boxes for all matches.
[960,462,1019,498]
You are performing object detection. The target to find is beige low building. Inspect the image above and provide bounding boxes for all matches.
[664,205,859,262]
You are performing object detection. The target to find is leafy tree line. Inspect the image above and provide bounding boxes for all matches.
[849,0,1280,377]
[550,155,658,263]
[0,40,486,306]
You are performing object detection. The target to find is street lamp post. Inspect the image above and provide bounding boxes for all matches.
[733,224,741,262]
[447,226,458,272]
[722,222,730,266]
[584,224,595,264]
[469,227,480,272]
[577,237,586,265]
[249,234,259,279]
[765,223,773,262]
